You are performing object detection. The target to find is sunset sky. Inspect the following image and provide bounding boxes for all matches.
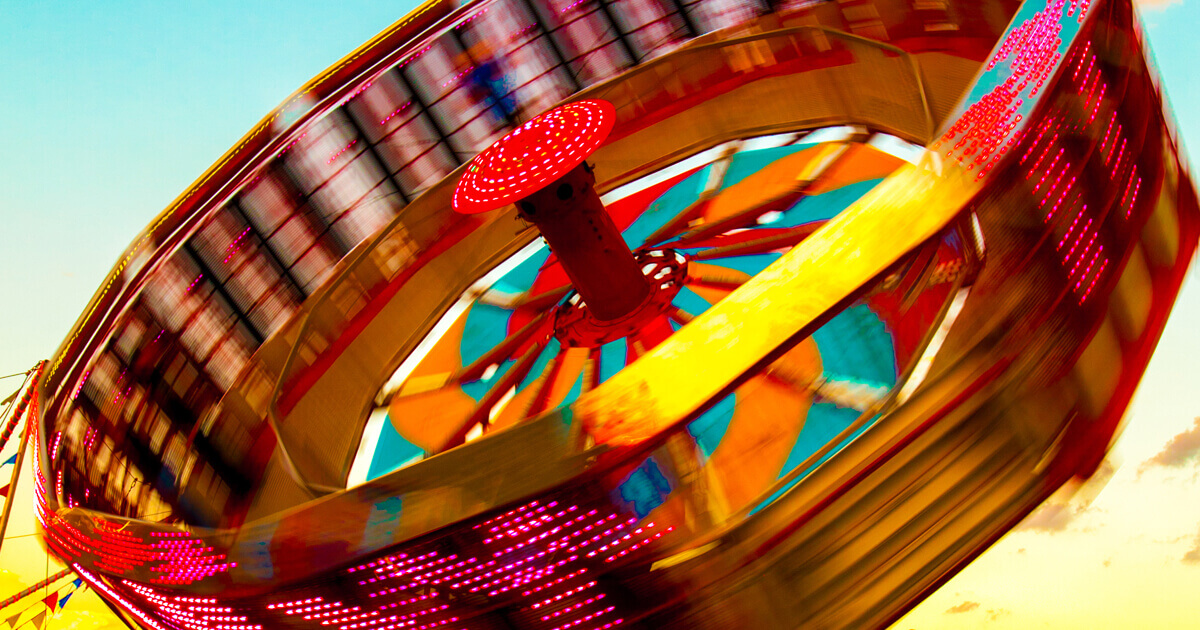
[2,1,1199,627]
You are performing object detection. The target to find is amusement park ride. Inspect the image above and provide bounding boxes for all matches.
[2,0,1197,627]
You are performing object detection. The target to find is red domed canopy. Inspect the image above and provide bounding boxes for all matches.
[453,99,616,214]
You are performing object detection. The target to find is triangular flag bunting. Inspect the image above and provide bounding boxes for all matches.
[0,484,9,499]
[29,611,44,628]
[42,592,57,611]
[2,454,16,466]
[5,611,19,628]
[71,578,82,588]
[59,591,73,609]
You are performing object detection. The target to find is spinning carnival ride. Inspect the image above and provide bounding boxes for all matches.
[21,0,1200,628]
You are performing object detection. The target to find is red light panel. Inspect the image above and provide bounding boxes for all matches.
[453,100,616,214]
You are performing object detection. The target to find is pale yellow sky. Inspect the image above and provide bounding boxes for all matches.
[892,276,1200,629]
[0,460,127,629]
[890,460,1200,629]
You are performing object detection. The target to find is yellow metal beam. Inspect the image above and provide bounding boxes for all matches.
[576,157,980,444]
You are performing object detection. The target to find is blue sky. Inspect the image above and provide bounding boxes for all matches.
[1,0,1199,627]
[0,0,422,373]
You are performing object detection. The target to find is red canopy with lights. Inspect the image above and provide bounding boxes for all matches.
[453,99,616,214]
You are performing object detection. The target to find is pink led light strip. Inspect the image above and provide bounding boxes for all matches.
[341,496,669,630]
[937,0,1081,179]
[122,579,262,630]
[56,490,674,630]
[997,16,1155,305]
[72,567,169,630]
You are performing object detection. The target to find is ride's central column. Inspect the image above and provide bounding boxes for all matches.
[515,161,650,320]
[453,99,652,322]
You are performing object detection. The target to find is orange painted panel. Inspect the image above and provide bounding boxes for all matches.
[389,387,478,452]
[806,144,905,195]
[703,146,823,222]
[708,338,821,514]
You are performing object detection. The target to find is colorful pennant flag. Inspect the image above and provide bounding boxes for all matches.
[28,611,44,629]
[41,592,57,612]
[71,578,81,589]
[58,591,73,610]
[2,454,16,466]
[0,483,9,499]
[4,611,19,628]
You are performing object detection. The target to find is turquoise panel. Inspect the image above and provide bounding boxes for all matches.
[687,393,738,458]
[461,303,514,366]
[368,418,425,480]
[460,303,518,403]
[459,249,550,402]
[703,253,780,277]
[720,145,810,189]
[811,304,897,386]
[520,339,562,391]
[494,247,550,295]
[358,496,404,553]
[778,178,886,226]
[598,339,627,384]
[750,406,878,515]
[614,457,673,519]
[671,286,713,317]
[460,358,514,403]
[777,402,862,479]
[554,370,585,412]
[622,165,712,248]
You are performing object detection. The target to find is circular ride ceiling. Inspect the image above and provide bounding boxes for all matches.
[363,128,962,520]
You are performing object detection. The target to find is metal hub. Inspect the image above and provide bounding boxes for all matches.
[553,249,687,348]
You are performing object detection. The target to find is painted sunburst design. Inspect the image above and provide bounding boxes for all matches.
[361,129,962,519]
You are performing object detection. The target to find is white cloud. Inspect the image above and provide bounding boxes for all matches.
[1020,501,1081,533]
[1184,525,1200,565]
[945,601,980,614]
[1018,460,1116,533]
[1140,417,1200,473]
